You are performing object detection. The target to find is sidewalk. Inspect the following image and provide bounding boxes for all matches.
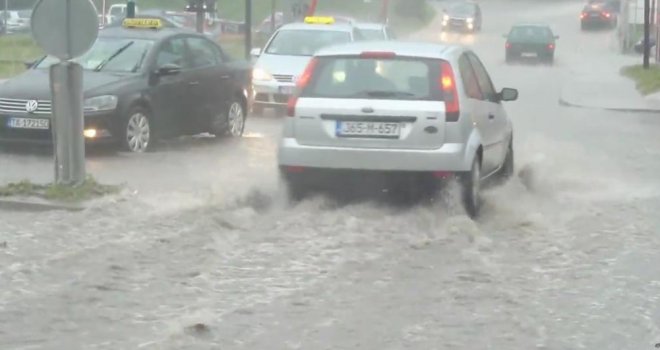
[559,57,660,113]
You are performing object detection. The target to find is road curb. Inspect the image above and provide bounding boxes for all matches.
[558,97,660,114]
[0,198,85,212]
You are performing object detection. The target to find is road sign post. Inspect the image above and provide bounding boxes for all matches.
[126,0,135,18]
[246,0,252,59]
[31,0,99,185]
[50,62,85,184]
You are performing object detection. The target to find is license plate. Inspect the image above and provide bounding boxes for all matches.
[6,117,50,130]
[278,86,294,95]
[336,121,401,138]
[590,13,600,17]
[521,52,538,58]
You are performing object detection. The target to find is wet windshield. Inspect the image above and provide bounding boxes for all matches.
[264,29,351,56]
[305,57,435,100]
[36,38,154,72]
[357,28,386,40]
[509,26,553,40]
[447,3,476,16]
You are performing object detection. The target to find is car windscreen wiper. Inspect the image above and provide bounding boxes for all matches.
[94,41,135,72]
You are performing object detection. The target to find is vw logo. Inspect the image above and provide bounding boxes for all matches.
[25,100,39,113]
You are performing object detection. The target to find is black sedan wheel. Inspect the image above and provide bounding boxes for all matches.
[210,99,245,137]
[121,106,153,153]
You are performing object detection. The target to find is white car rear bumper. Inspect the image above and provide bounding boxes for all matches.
[278,138,472,172]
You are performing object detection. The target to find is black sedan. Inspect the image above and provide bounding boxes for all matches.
[504,23,559,64]
[581,3,617,30]
[0,17,252,152]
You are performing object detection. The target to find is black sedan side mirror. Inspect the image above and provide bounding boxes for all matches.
[499,87,518,102]
[155,63,182,76]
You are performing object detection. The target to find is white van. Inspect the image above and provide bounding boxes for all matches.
[105,4,139,25]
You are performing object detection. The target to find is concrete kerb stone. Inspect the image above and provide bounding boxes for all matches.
[558,95,660,113]
[0,197,85,212]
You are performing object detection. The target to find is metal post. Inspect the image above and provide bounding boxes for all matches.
[3,0,8,34]
[645,0,651,68]
[307,0,318,16]
[50,62,86,185]
[102,0,106,25]
[126,0,135,18]
[246,0,252,59]
[271,0,276,33]
[195,0,204,33]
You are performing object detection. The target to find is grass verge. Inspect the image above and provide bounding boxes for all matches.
[0,176,120,202]
[621,64,660,95]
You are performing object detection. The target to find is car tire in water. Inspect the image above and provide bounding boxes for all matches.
[281,172,309,203]
[121,106,154,153]
[211,98,246,137]
[461,156,482,218]
[495,140,514,185]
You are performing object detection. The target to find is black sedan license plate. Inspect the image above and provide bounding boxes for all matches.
[336,121,401,138]
[6,117,50,130]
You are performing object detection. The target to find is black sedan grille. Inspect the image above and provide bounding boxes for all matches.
[0,98,52,115]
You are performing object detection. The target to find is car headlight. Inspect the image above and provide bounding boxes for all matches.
[466,18,474,23]
[443,14,449,21]
[252,67,273,81]
[84,95,118,112]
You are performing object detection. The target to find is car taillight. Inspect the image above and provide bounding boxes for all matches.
[440,61,460,122]
[603,11,611,17]
[505,42,512,49]
[547,43,555,50]
[580,12,586,19]
[287,57,319,117]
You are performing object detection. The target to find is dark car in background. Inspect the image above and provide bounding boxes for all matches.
[505,23,559,64]
[581,3,617,29]
[441,1,482,33]
[0,18,252,152]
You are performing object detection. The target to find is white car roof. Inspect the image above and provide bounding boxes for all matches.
[277,22,355,32]
[315,41,462,60]
[354,22,387,30]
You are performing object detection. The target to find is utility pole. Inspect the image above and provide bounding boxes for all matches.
[644,0,651,68]
[126,0,135,18]
[271,0,276,33]
[307,0,318,16]
[186,0,215,34]
[3,0,8,34]
[246,0,252,59]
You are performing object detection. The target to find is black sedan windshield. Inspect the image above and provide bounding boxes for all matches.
[36,38,154,72]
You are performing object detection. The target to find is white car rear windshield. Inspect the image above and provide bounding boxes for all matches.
[264,29,351,56]
[303,57,442,101]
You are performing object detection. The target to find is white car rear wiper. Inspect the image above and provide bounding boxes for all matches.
[361,90,416,98]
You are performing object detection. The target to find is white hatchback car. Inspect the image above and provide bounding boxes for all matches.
[278,41,518,217]
[250,17,363,115]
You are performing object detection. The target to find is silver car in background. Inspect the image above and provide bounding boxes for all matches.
[278,41,518,217]
[250,17,363,115]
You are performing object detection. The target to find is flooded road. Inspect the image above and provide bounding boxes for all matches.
[2,0,660,349]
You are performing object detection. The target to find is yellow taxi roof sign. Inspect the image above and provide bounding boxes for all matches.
[304,16,335,25]
[122,18,163,29]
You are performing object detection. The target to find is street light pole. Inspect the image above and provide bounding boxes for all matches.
[644,0,651,68]
[246,0,252,59]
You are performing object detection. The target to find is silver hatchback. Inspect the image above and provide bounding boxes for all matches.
[278,41,518,217]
